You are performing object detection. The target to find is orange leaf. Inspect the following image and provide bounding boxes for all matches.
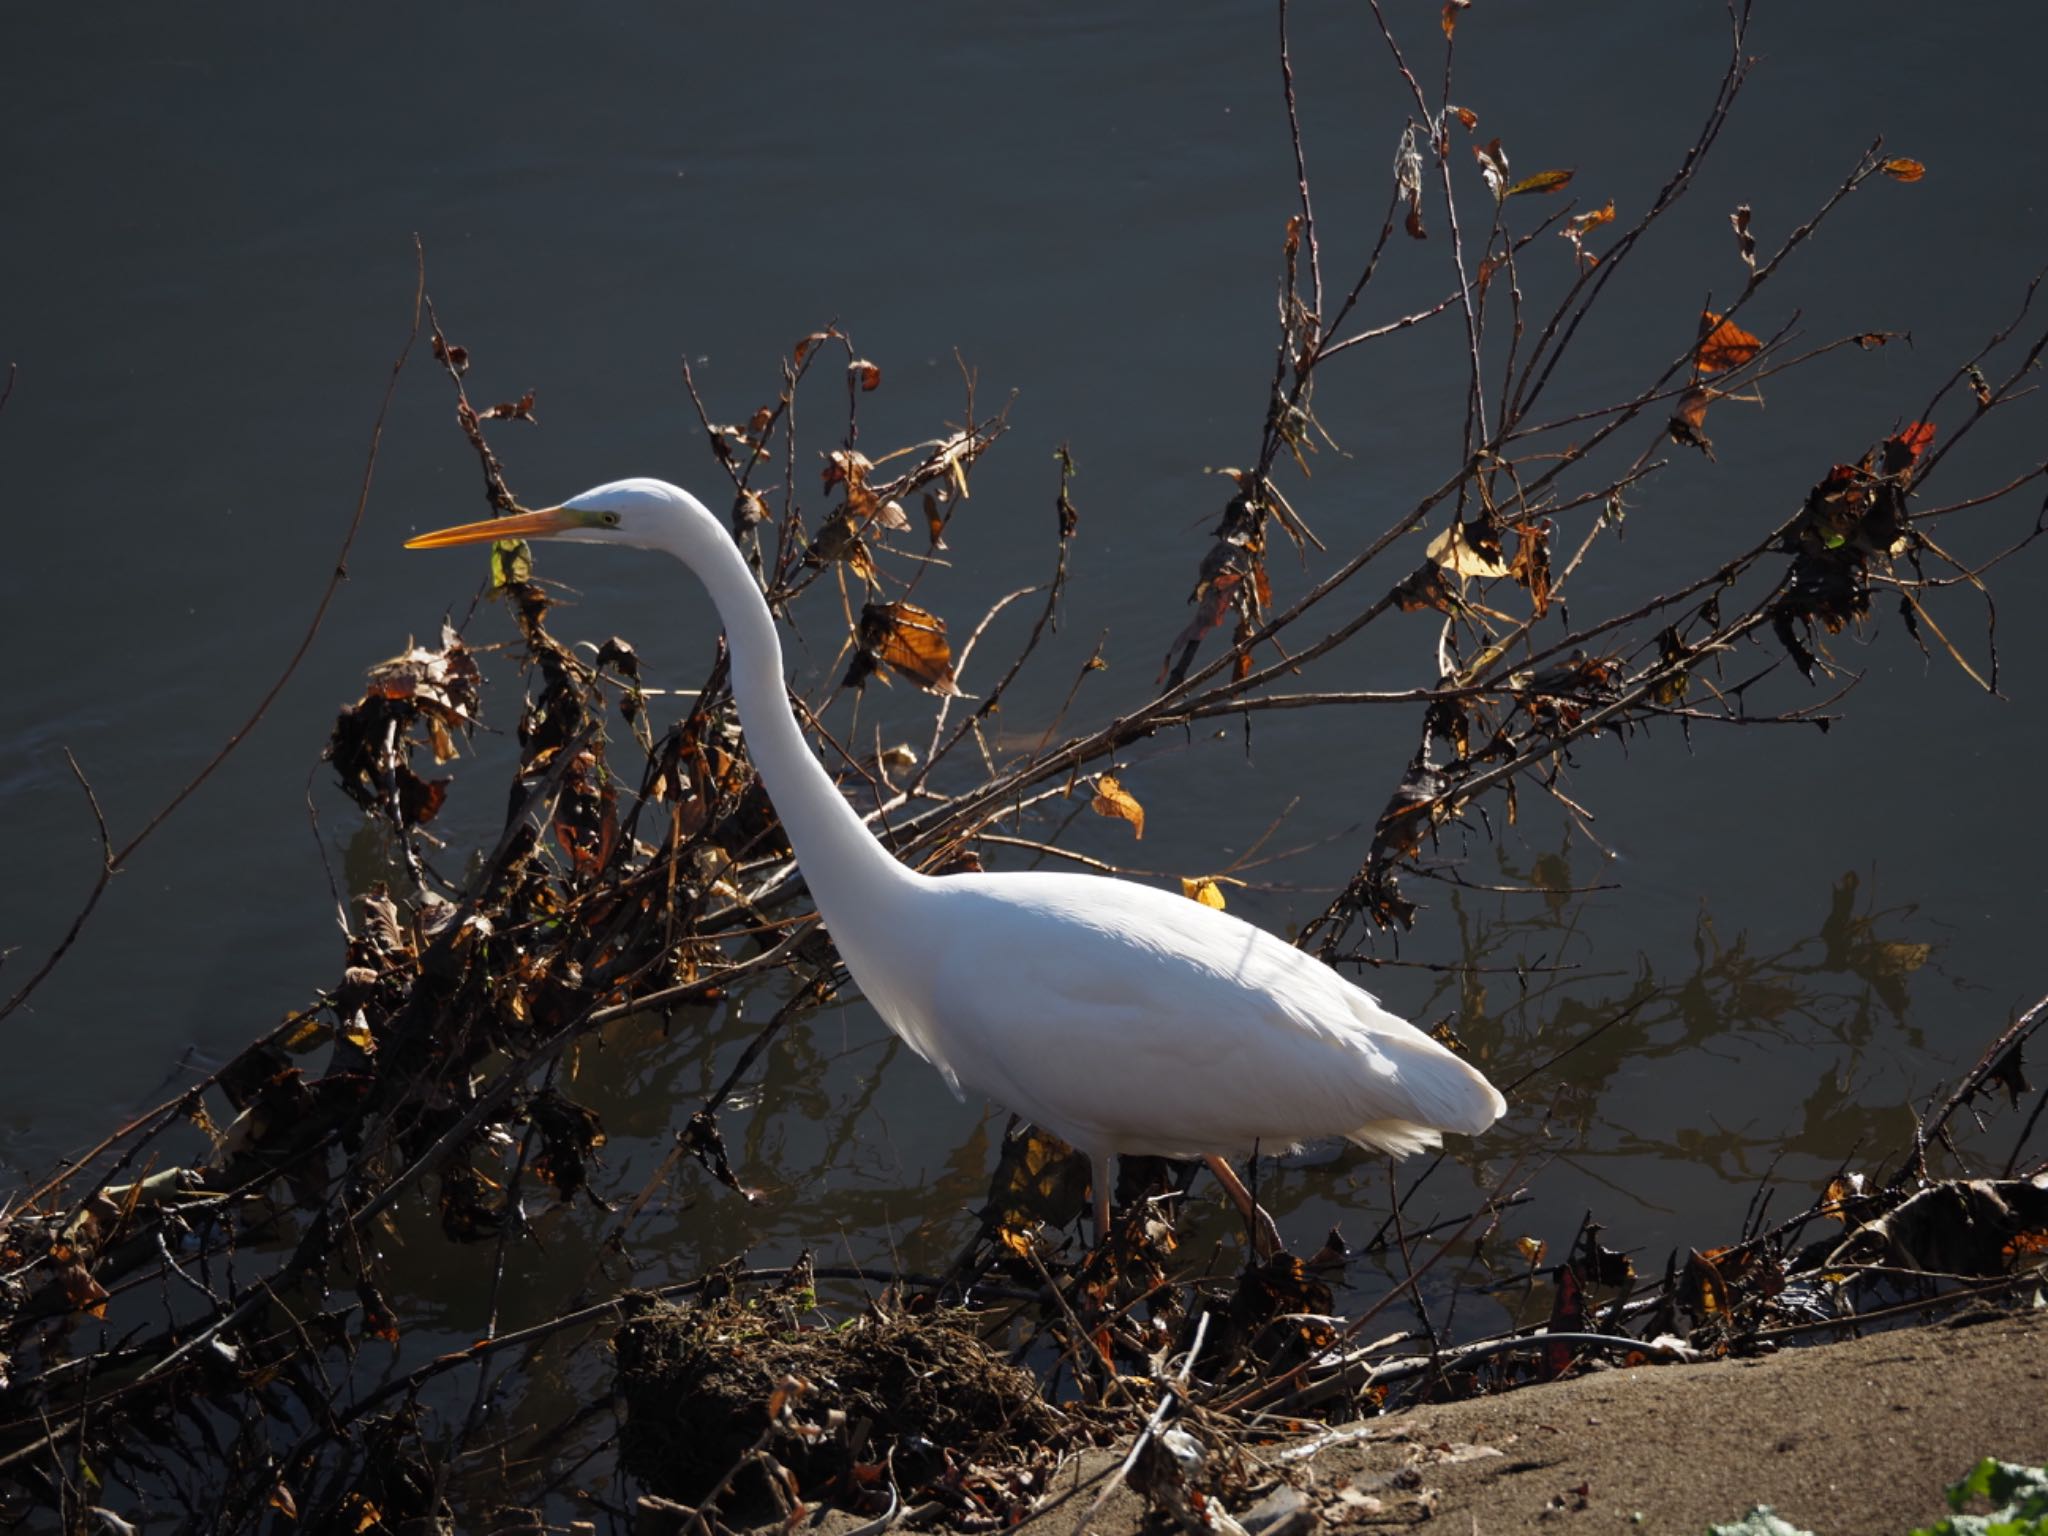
[848,358,882,392]
[1696,311,1762,374]
[1089,774,1145,840]
[1449,105,1478,131]
[1181,877,1227,909]
[1881,157,1926,183]
[850,600,961,696]
[1441,0,1468,38]
[1891,420,1937,460]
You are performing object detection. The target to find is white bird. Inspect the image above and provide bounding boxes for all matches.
[407,479,1507,1251]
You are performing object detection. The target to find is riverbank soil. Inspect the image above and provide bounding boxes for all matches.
[723,1306,2047,1536]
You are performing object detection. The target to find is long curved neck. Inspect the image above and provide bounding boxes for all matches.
[664,511,921,925]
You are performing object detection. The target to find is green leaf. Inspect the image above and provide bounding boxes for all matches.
[491,537,533,589]
[1910,1460,2048,1535]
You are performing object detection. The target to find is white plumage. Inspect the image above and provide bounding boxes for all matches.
[408,478,1507,1249]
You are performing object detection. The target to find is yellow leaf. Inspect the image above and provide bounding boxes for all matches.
[341,1011,377,1055]
[1515,1235,1548,1267]
[1181,877,1227,909]
[1089,774,1145,839]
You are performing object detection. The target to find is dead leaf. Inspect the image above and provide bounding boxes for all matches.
[1668,386,1716,459]
[1473,138,1509,201]
[1560,200,1614,267]
[1506,168,1574,198]
[1730,204,1756,273]
[1441,0,1467,39]
[1397,124,1427,239]
[476,390,537,424]
[1449,105,1478,131]
[808,511,877,585]
[1509,521,1552,617]
[792,329,838,365]
[1090,774,1145,840]
[1696,311,1762,374]
[848,358,882,392]
[1881,157,1926,183]
[1883,420,1937,476]
[1182,877,1227,909]
[1427,518,1510,580]
[846,601,962,696]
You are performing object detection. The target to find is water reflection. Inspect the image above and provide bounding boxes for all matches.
[443,844,1952,1314]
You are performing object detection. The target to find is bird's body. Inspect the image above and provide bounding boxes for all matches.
[844,868,1497,1164]
[408,478,1506,1247]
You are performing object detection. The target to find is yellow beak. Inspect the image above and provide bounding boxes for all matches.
[405,506,581,550]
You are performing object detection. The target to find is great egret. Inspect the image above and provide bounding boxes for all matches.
[407,479,1507,1251]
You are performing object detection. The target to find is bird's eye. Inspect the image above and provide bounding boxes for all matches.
[601,512,622,527]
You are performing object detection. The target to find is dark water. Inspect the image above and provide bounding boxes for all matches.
[4,0,2046,1456]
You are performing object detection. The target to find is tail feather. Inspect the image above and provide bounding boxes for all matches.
[1347,1119,1447,1158]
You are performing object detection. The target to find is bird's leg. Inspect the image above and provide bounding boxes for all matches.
[1203,1154,1284,1260]
[1092,1150,1114,1250]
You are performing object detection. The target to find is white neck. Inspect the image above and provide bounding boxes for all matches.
[653,496,924,933]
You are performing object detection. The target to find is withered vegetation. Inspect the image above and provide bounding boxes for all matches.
[3,3,2047,1531]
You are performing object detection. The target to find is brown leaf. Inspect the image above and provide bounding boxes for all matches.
[1668,385,1716,460]
[1881,156,1926,183]
[849,600,962,696]
[430,335,469,374]
[476,389,537,424]
[792,329,837,365]
[54,1252,108,1318]
[808,511,877,585]
[848,358,882,392]
[1696,311,1762,374]
[1506,168,1574,197]
[1449,105,1478,131]
[1392,561,1459,615]
[1404,201,1428,240]
[1089,774,1145,839]
[1441,0,1468,38]
[1161,568,1244,676]
[1509,521,1553,618]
